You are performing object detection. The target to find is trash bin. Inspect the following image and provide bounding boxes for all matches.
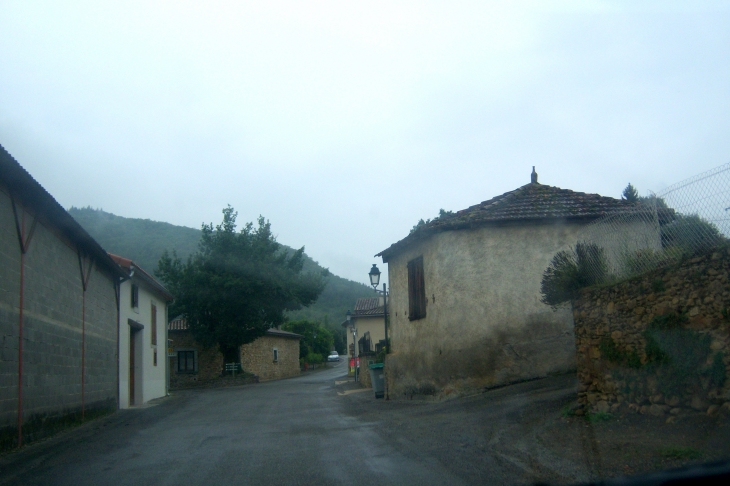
[368,363,385,399]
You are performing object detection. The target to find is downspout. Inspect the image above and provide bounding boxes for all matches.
[114,272,130,410]
[77,252,94,420]
[11,199,37,448]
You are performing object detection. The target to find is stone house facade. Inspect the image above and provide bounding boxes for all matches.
[168,318,301,388]
[376,169,632,398]
[342,297,386,388]
[0,144,126,448]
[110,254,173,408]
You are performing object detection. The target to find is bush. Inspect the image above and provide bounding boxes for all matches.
[304,352,324,365]
[541,243,607,308]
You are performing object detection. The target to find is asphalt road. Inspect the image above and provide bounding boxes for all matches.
[2,363,647,486]
[0,363,476,486]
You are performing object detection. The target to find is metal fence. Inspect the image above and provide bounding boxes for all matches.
[578,162,730,283]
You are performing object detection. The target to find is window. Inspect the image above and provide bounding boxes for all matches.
[150,303,157,345]
[407,256,426,320]
[131,284,139,308]
[177,350,196,372]
[273,348,279,362]
[153,349,157,366]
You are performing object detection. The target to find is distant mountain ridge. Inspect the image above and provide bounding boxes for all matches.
[68,207,374,326]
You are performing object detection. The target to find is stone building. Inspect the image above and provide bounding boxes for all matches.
[342,297,386,387]
[376,169,632,398]
[0,144,126,448]
[168,318,302,387]
[109,254,173,408]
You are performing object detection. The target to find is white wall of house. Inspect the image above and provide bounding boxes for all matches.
[118,278,168,408]
[384,221,585,396]
[347,315,386,359]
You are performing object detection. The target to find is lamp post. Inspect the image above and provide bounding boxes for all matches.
[368,264,388,355]
[346,310,357,382]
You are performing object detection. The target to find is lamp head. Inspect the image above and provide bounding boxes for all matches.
[369,264,381,289]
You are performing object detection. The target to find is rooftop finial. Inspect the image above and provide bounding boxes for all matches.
[531,166,538,184]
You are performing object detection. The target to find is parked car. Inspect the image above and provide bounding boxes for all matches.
[327,351,340,362]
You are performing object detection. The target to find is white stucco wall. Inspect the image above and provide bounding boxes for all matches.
[384,221,585,396]
[118,278,168,408]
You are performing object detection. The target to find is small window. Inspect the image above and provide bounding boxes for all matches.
[131,284,139,308]
[407,256,426,320]
[150,303,157,346]
[273,348,279,362]
[153,349,158,366]
[177,350,196,373]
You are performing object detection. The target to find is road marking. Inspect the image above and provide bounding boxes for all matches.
[337,388,371,396]
[334,380,351,385]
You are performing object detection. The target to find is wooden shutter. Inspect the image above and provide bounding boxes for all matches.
[151,303,157,345]
[407,256,426,320]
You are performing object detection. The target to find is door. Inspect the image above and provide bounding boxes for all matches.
[129,328,135,405]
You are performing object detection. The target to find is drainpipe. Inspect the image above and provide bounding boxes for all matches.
[11,200,37,448]
[77,252,94,420]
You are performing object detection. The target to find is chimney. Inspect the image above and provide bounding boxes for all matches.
[531,166,538,184]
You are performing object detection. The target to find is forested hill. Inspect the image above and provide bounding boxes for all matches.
[68,207,374,326]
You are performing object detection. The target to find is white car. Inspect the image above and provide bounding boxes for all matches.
[327,351,340,362]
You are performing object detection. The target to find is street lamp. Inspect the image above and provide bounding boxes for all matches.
[369,264,388,356]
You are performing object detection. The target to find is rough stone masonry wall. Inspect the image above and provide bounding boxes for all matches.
[241,335,299,382]
[169,331,223,389]
[573,248,730,418]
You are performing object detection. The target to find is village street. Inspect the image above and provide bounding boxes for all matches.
[2,363,729,486]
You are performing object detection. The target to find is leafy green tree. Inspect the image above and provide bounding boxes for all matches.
[540,243,607,309]
[621,183,639,203]
[156,206,326,362]
[281,320,334,360]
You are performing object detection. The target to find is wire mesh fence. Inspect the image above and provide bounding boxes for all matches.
[578,162,730,283]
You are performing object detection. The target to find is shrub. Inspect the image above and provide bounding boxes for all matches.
[541,243,607,308]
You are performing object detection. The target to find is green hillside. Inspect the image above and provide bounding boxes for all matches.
[68,207,374,331]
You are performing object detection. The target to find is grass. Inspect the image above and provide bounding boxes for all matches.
[658,446,702,460]
[586,411,612,423]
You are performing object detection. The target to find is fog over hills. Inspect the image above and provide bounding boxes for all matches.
[68,206,374,327]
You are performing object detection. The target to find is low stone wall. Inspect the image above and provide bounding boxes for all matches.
[573,249,730,418]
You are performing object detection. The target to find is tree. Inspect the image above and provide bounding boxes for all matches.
[540,243,607,309]
[621,183,639,203]
[156,206,326,362]
[281,320,334,362]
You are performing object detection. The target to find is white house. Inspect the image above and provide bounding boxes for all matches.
[110,254,173,408]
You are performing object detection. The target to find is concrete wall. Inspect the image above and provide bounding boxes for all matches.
[118,278,168,408]
[240,335,300,381]
[573,248,730,418]
[384,221,583,398]
[0,189,118,445]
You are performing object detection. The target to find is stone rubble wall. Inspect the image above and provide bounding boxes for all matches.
[240,335,299,382]
[169,331,224,389]
[573,248,730,419]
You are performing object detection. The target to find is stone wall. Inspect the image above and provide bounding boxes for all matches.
[573,249,730,418]
[241,335,299,382]
[385,222,582,398]
[169,330,224,389]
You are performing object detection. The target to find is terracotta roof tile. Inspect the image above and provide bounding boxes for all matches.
[377,182,632,261]
[167,319,302,339]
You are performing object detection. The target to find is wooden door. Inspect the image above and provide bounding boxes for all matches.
[129,329,135,405]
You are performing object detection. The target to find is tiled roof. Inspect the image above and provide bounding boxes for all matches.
[109,253,174,301]
[377,181,632,261]
[167,319,302,339]
[354,297,384,316]
[341,297,384,326]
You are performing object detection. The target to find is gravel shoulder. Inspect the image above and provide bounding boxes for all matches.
[337,373,730,485]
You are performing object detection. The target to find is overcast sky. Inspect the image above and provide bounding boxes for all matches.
[1,1,729,284]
